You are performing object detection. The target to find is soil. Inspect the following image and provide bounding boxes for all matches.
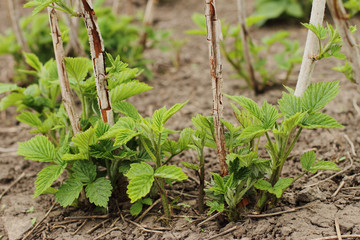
[0,0,360,240]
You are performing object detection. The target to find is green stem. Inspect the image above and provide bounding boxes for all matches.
[139,136,157,162]
[154,178,171,220]
[198,149,205,214]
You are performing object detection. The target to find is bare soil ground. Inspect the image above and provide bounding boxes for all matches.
[0,0,359,240]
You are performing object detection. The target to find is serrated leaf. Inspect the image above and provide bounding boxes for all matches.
[125,162,154,179]
[300,112,343,129]
[283,112,306,132]
[270,178,293,198]
[181,161,200,171]
[55,179,83,207]
[94,120,110,138]
[127,175,154,203]
[162,101,188,126]
[110,81,153,103]
[206,200,224,215]
[99,117,136,140]
[261,101,279,129]
[85,177,112,208]
[225,95,262,121]
[72,161,97,183]
[254,179,272,191]
[0,83,19,94]
[62,152,88,161]
[18,135,56,162]
[301,81,340,113]
[0,92,25,110]
[152,107,166,132]
[278,92,302,118]
[112,101,140,120]
[34,164,66,198]
[23,52,42,71]
[114,129,140,146]
[154,165,188,181]
[309,161,341,173]
[73,127,96,152]
[65,57,92,82]
[15,111,42,127]
[239,125,266,142]
[130,200,143,216]
[300,151,316,172]
[142,198,153,205]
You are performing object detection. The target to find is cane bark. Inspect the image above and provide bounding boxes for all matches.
[48,6,81,134]
[294,0,326,97]
[80,0,114,125]
[7,0,30,53]
[205,0,228,176]
[237,0,259,93]
[327,0,360,85]
[140,0,158,49]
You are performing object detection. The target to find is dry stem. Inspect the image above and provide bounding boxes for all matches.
[48,6,81,134]
[205,0,228,176]
[80,0,114,125]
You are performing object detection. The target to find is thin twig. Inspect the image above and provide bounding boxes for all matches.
[64,215,109,220]
[86,218,110,234]
[343,134,357,156]
[342,186,360,190]
[109,217,120,228]
[306,152,354,188]
[126,219,164,234]
[94,227,123,240]
[52,219,79,225]
[198,212,221,227]
[72,219,87,235]
[311,235,360,240]
[22,202,57,240]
[335,217,342,240]
[135,198,161,222]
[332,180,345,197]
[246,204,314,218]
[208,226,238,240]
[0,172,25,200]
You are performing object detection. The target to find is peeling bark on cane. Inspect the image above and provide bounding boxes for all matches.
[205,0,228,176]
[327,0,360,86]
[80,0,114,126]
[295,0,326,97]
[48,6,81,135]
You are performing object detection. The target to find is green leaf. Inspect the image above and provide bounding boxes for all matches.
[72,161,97,183]
[278,92,302,118]
[142,198,153,205]
[162,101,188,126]
[301,81,340,113]
[15,111,42,127]
[112,101,140,120]
[18,135,56,162]
[127,175,154,203]
[309,161,341,173]
[181,161,200,171]
[300,151,316,172]
[72,127,96,152]
[55,179,83,207]
[151,107,167,132]
[285,2,303,17]
[94,121,110,139]
[23,52,42,71]
[154,165,188,181]
[300,112,344,129]
[283,112,306,132]
[99,117,136,140]
[270,178,293,198]
[254,179,272,191]
[114,129,140,146]
[225,95,262,121]
[85,177,112,208]
[62,152,88,161]
[0,83,19,94]
[0,92,25,110]
[125,162,154,179]
[65,57,92,82]
[130,200,143,216]
[110,81,153,103]
[206,201,224,215]
[34,164,66,198]
[261,101,279,129]
[239,125,266,142]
